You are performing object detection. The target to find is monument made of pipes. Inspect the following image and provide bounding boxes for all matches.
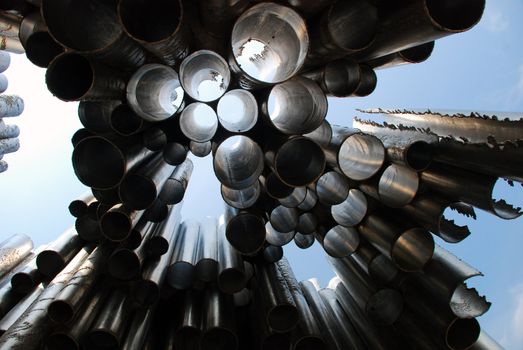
[0,0,520,349]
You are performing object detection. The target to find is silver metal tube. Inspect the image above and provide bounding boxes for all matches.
[365,41,435,70]
[213,135,264,190]
[197,0,249,37]
[109,104,144,137]
[270,205,299,233]
[296,212,318,235]
[294,232,314,249]
[225,205,266,256]
[265,222,295,247]
[265,172,294,200]
[0,95,24,118]
[100,204,144,242]
[303,120,332,148]
[122,308,154,350]
[263,245,284,263]
[331,188,369,227]
[217,89,258,133]
[221,180,261,209]
[315,171,350,206]
[173,291,202,349]
[10,247,43,294]
[302,59,361,97]
[351,241,399,286]
[163,142,188,165]
[229,3,309,89]
[146,204,182,257]
[217,215,246,294]
[0,284,43,337]
[323,225,360,258]
[201,288,238,350]
[158,159,194,205]
[196,217,219,283]
[297,188,318,211]
[189,141,212,158]
[0,252,36,319]
[68,191,95,218]
[126,63,184,122]
[167,220,201,290]
[279,186,307,208]
[179,102,219,142]
[263,77,327,135]
[36,227,83,278]
[0,234,33,279]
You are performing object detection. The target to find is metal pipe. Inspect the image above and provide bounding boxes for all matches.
[146,204,182,256]
[217,89,258,133]
[46,53,127,101]
[255,262,299,333]
[265,222,295,247]
[100,203,144,242]
[0,95,24,118]
[179,102,219,142]
[296,212,318,235]
[470,331,503,350]
[298,189,318,211]
[263,77,327,135]
[180,50,230,102]
[306,0,377,64]
[167,220,201,290]
[0,246,91,350]
[197,0,249,37]
[10,248,43,294]
[351,241,399,286]
[225,205,266,256]
[213,135,264,190]
[24,31,64,68]
[87,288,130,350]
[221,180,261,209]
[352,0,485,61]
[303,121,332,149]
[36,228,83,278]
[323,225,360,258]
[172,291,202,349]
[126,63,185,122]
[142,127,167,152]
[0,284,43,337]
[331,188,369,227]
[263,245,284,263]
[315,171,350,206]
[74,215,101,242]
[143,200,169,223]
[68,192,95,218]
[189,140,212,158]
[270,205,299,233]
[109,104,144,137]
[229,3,309,89]
[422,163,522,220]
[196,217,219,282]
[47,244,112,324]
[366,41,435,70]
[119,155,175,210]
[158,159,194,205]
[352,64,377,97]
[302,59,361,97]
[0,13,24,53]
[201,288,238,350]
[72,136,154,189]
[91,187,120,206]
[265,172,294,200]
[279,186,307,208]
[0,234,33,279]
[217,215,246,294]
[294,232,314,249]
[358,212,434,272]
[118,0,191,65]
[164,142,188,165]
[122,308,154,350]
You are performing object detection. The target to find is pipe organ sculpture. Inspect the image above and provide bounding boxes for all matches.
[0,0,519,349]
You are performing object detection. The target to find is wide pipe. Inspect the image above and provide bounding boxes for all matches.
[36,227,82,278]
[109,104,144,137]
[225,205,266,256]
[197,0,249,37]
[315,171,350,206]
[294,232,314,249]
[179,102,219,142]
[263,77,327,135]
[302,59,362,98]
[164,142,189,165]
[217,89,258,133]
[126,63,185,122]
[0,284,43,337]
[46,53,126,101]
[229,3,309,89]
[118,0,191,65]
[25,31,64,68]
[303,120,332,147]
[270,205,299,235]
[323,225,360,258]
[0,234,33,279]
[68,192,95,218]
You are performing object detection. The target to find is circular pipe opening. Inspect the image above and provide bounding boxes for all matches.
[110,104,143,136]
[392,228,434,272]
[189,141,212,157]
[119,175,156,210]
[48,300,74,324]
[36,250,64,277]
[378,165,419,208]
[331,189,368,227]
[270,206,299,233]
[107,250,140,280]
[323,226,360,258]
[218,268,246,294]
[169,262,195,290]
[159,179,185,205]
[265,222,295,247]
[316,171,350,205]
[11,273,35,294]
[100,211,132,242]
[164,142,188,165]
[324,60,361,97]
[133,280,159,307]
[267,77,327,135]
[400,41,435,64]
[263,245,284,263]
[213,136,264,190]
[426,0,485,32]
[405,140,433,171]
[126,64,184,122]
[25,32,64,68]
[221,181,261,209]
[279,187,307,208]
[275,137,325,187]
[46,53,93,101]
[218,89,258,132]
[297,213,318,235]
[338,133,385,181]
[446,318,481,350]
[180,50,231,102]
[180,103,219,142]
[231,3,308,84]
[265,173,294,199]
[226,213,266,255]
[294,232,314,249]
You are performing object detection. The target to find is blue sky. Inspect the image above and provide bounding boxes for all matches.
[0,1,522,347]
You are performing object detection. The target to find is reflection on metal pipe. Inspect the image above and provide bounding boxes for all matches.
[201,288,238,350]
[180,102,219,142]
[265,222,295,247]
[294,232,315,249]
[366,41,435,70]
[36,227,82,278]
[168,220,200,290]
[221,180,261,209]
[225,205,266,256]
[323,225,360,258]
[217,89,258,133]
[217,215,246,294]
[196,217,219,283]
[158,159,194,205]
[331,189,368,227]
[0,234,33,279]
[189,140,212,158]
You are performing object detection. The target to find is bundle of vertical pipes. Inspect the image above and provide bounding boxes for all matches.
[1,0,520,348]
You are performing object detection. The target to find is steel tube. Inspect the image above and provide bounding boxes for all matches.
[201,288,238,350]
[315,171,350,205]
[189,141,212,158]
[10,249,42,294]
[217,215,246,294]
[229,3,309,89]
[265,222,295,247]
[302,59,361,97]
[0,95,24,118]
[213,135,264,190]
[118,0,191,65]
[351,241,399,286]
[36,228,83,278]
[225,205,266,255]
[279,186,307,208]
[298,189,318,211]
[196,217,219,282]
[0,284,43,337]
[158,159,194,205]
[366,41,435,70]
[179,102,219,143]
[358,212,434,271]
[323,225,360,258]
[296,212,318,235]
[146,204,182,256]
[331,189,369,227]
[470,331,503,350]
[68,192,95,218]
[46,53,126,101]
[173,291,202,349]
[142,127,167,152]
[265,172,294,200]
[263,77,327,135]
[25,31,64,68]
[0,234,33,279]
[197,0,249,37]
[126,63,185,122]
[263,245,284,263]
[164,142,188,165]
[122,308,154,350]
[217,89,258,133]
[167,220,200,290]
[100,204,144,242]
[109,104,144,137]
[221,180,261,209]
[294,232,314,249]
[270,205,299,233]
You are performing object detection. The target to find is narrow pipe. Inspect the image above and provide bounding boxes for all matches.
[201,288,238,350]
[265,172,294,200]
[10,248,43,294]
[189,141,212,158]
[263,77,327,135]
[265,222,295,247]
[25,31,64,68]
[225,205,266,256]
[197,0,249,37]
[142,128,167,152]
[221,180,260,209]
[196,217,219,282]
[118,0,191,65]
[0,234,33,279]
[100,204,144,242]
[323,225,360,258]
[352,65,377,97]
[18,12,46,48]
[145,204,182,257]
[270,205,299,233]
[366,41,435,70]
[68,192,95,218]
[358,212,434,272]
[263,245,284,263]
[126,63,185,122]
[179,102,219,142]
[167,220,201,290]
[87,289,130,350]
[351,241,399,286]
[217,215,246,294]
[229,3,309,89]
[470,331,503,350]
[279,186,307,208]
[0,95,24,118]
[213,135,264,190]
[173,291,202,350]
[164,142,189,165]
[36,228,83,278]
[143,200,169,223]
[294,233,314,249]
[158,159,194,205]
[46,53,126,101]
[298,189,319,211]
[217,89,258,133]
[119,155,175,210]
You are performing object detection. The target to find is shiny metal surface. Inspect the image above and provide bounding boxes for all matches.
[217,89,258,133]
[180,102,218,142]
[0,234,33,280]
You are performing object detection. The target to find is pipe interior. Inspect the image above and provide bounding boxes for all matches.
[36,250,64,277]
[46,54,93,101]
[226,214,266,254]
[180,103,219,142]
[217,89,258,132]
[120,175,156,210]
[119,0,182,42]
[89,330,119,349]
[324,60,360,97]
[169,262,195,289]
[213,136,264,190]
[11,273,34,294]
[491,178,523,220]
[47,300,74,324]
[231,3,308,84]
[126,64,184,122]
[275,138,325,187]
[143,128,168,152]
[100,211,132,241]
[405,140,433,171]
[110,104,143,136]
[338,133,384,181]
[46,333,79,350]
[107,250,140,280]
[426,0,485,31]
[180,50,231,102]
[303,121,333,147]
[147,236,169,256]
[25,32,64,68]
[265,222,295,247]
[297,213,318,234]
[316,171,349,205]
[279,187,307,208]
[221,181,261,209]
[263,245,284,263]
[266,173,294,199]
[323,226,360,258]
[392,228,434,272]
[446,318,481,350]
[378,165,419,208]
[189,141,212,157]
[160,178,185,205]
[267,77,327,135]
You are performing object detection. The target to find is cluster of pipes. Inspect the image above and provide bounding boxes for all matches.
[1,0,522,349]
[0,48,24,173]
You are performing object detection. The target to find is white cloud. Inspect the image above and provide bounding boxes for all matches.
[500,283,523,349]
[485,8,510,33]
